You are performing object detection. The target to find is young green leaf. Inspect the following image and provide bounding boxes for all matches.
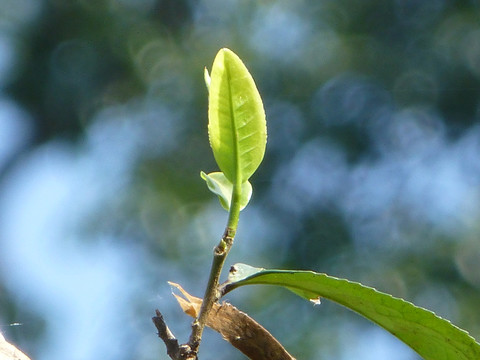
[204,67,211,92]
[200,171,252,211]
[222,264,480,360]
[207,48,267,185]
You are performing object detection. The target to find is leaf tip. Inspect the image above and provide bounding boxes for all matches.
[204,67,211,91]
[309,297,321,306]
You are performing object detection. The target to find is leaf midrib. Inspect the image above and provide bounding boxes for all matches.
[225,59,241,185]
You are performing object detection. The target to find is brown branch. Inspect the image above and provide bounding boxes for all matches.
[169,282,296,360]
[152,310,196,360]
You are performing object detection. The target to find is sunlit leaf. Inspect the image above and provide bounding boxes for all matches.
[208,48,267,184]
[222,264,480,360]
[200,171,252,211]
[204,67,211,91]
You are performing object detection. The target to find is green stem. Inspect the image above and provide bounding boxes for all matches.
[188,181,242,355]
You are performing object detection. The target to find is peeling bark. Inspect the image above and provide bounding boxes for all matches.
[169,282,295,360]
[0,333,31,360]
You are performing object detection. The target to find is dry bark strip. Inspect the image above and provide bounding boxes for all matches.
[169,282,296,360]
[0,333,31,360]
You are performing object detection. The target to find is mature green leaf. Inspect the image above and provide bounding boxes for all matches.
[222,264,480,360]
[200,171,252,211]
[208,48,267,184]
